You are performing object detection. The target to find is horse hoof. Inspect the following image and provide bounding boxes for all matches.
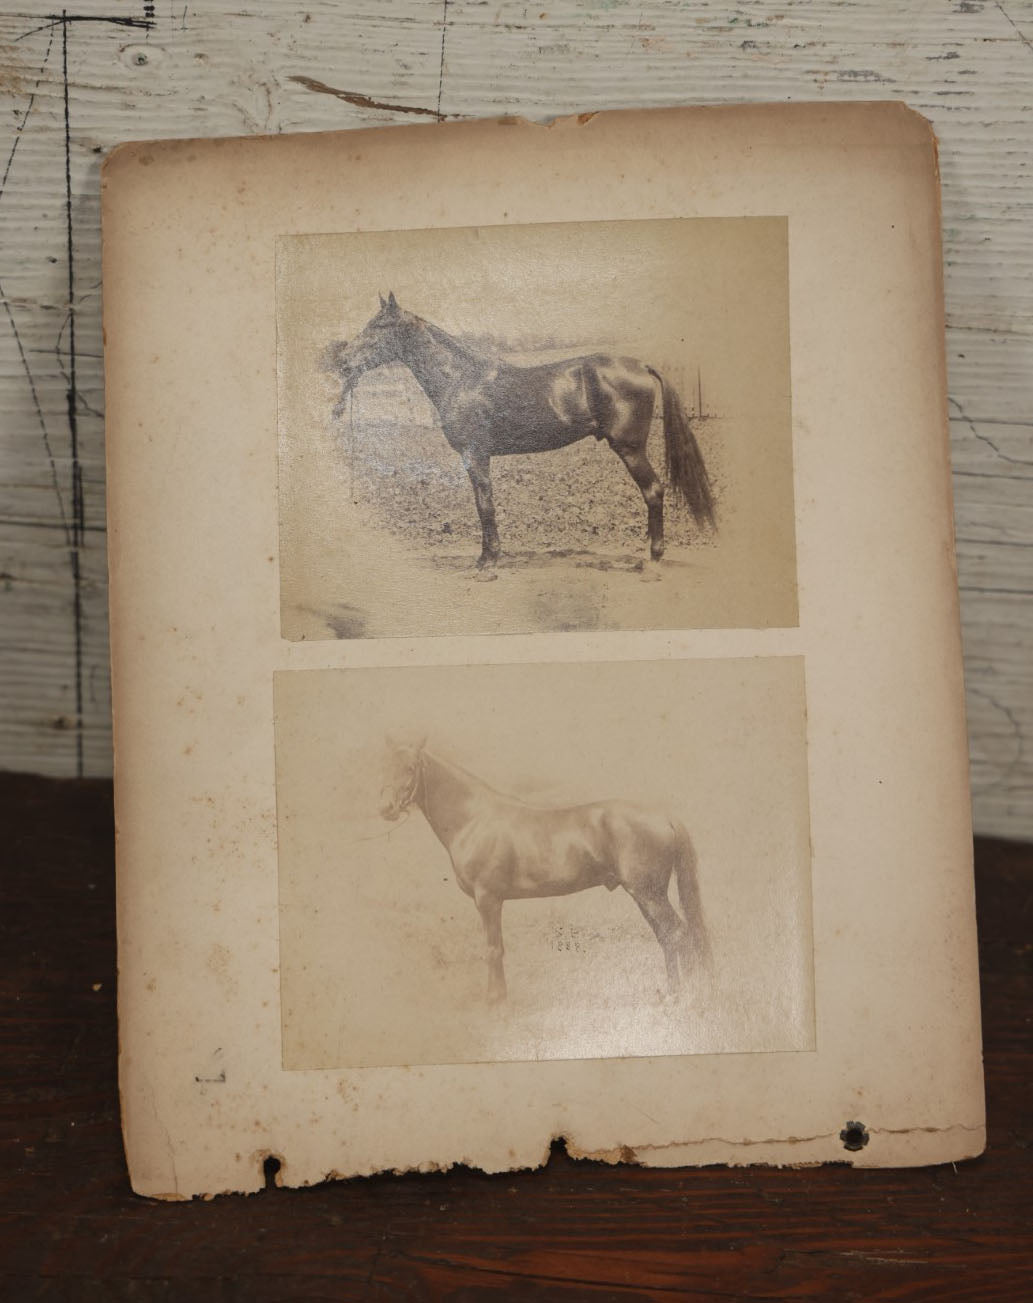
[473,567,498,583]
[640,561,663,583]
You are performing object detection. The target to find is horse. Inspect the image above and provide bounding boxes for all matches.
[378,737,710,1004]
[325,293,715,577]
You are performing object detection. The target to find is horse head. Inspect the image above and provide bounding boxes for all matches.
[379,731,427,821]
[326,293,411,414]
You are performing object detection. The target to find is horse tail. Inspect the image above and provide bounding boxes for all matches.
[672,823,712,971]
[646,367,715,532]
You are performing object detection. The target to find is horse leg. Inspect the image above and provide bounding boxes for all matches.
[627,886,689,995]
[611,445,665,563]
[474,888,507,1003]
[461,450,501,577]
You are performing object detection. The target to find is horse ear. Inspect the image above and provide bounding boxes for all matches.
[387,290,398,310]
[378,292,387,308]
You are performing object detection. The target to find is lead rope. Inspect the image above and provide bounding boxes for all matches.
[416,747,426,815]
[348,387,356,505]
[351,811,411,844]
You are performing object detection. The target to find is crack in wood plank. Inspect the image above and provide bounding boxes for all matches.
[288,75,445,120]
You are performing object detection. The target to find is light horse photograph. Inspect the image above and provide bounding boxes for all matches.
[323,292,715,578]
[378,735,710,1004]
[274,657,814,1070]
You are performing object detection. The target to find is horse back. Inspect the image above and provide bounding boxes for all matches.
[447,355,657,456]
[448,794,684,900]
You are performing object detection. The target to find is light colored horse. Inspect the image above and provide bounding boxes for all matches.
[379,738,709,1003]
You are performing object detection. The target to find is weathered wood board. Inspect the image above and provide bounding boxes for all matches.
[1,0,1031,837]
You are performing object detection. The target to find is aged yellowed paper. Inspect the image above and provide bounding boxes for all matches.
[103,104,983,1198]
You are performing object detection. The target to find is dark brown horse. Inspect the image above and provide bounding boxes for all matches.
[379,738,710,1003]
[326,293,715,575]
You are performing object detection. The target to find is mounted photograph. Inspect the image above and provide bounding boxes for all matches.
[274,656,814,1070]
[276,217,797,638]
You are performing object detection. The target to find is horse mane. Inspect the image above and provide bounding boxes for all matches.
[424,747,521,802]
[417,316,493,367]
[424,748,562,810]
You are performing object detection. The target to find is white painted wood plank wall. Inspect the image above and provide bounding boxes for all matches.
[1,0,1031,837]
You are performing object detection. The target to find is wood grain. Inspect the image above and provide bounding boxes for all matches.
[2,772,1030,1299]
[1,1,1031,836]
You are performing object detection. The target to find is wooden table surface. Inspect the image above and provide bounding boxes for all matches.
[2,771,1030,1300]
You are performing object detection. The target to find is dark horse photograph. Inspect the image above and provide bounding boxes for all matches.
[274,657,814,1071]
[323,292,715,579]
[276,218,798,639]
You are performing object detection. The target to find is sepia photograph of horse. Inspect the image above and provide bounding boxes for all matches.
[377,736,711,1005]
[274,657,813,1071]
[277,218,797,639]
[322,292,715,577]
